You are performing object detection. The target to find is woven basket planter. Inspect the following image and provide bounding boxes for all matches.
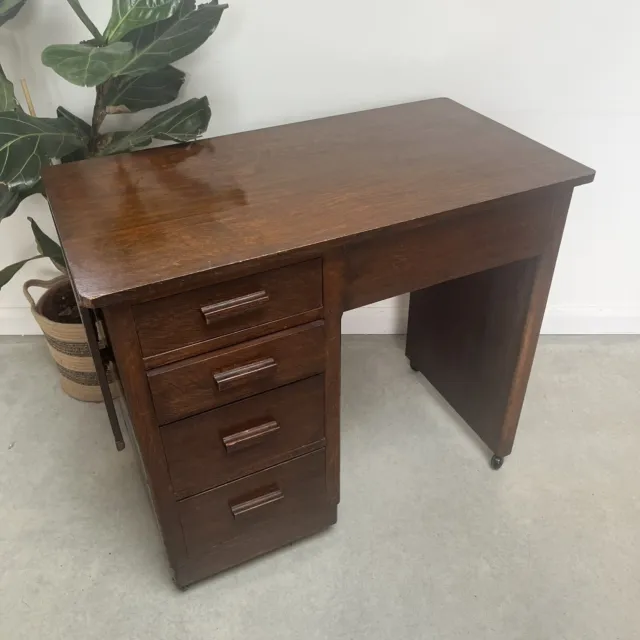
[23,276,120,403]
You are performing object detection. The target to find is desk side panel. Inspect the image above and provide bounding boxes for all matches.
[404,187,574,457]
[322,250,346,504]
[102,304,188,578]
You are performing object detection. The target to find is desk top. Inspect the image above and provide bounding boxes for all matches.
[44,98,594,307]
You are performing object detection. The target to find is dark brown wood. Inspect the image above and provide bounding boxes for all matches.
[178,449,329,556]
[405,187,574,457]
[161,376,325,498]
[499,189,575,452]
[132,259,322,359]
[78,306,124,451]
[148,321,325,424]
[213,357,277,392]
[44,99,595,588]
[230,486,284,518]
[322,250,345,504]
[102,304,188,573]
[344,188,556,310]
[43,99,594,309]
[201,290,269,325]
[222,419,280,453]
[142,308,323,370]
[174,504,336,588]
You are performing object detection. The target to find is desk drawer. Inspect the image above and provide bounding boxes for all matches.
[344,192,557,310]
[162,376,325,498]
[148,321,325,424]
[178,449,329,556]
[133,260,322,360]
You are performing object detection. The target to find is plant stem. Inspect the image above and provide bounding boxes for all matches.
[65,0,105,44]
[89,82,108,154]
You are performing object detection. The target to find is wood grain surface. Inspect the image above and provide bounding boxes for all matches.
[405,187,574,458]
[133,259,322,358]
[148,321,326,424]
[178,449,329,556]
[344,188,557,309]
[162,375,325,499]
[43,98,594,308]
[46,98,595,587]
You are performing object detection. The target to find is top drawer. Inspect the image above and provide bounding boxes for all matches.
[132,260,322,359]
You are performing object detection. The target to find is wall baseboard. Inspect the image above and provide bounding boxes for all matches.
[342,305,409,335]
[342,304,640,335]
[0,308,41,336]
[3,305,640,336]
[539,305,640,335]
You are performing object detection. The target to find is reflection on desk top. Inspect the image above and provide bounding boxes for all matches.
[43,98,595,308]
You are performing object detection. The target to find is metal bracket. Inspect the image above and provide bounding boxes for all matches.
[79,306,125,451]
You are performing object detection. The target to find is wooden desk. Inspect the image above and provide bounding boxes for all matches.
[44,98,595,587]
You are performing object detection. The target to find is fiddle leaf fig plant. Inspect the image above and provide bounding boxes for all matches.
[0,0,27,27]
[0,109,85,190]
[0,65,17,110]
[41,41,136,87]
[0,0,228,289]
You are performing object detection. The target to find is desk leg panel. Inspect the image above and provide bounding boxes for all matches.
[405,187,574,459]
[323,250,346,504]
[102,305,188,574]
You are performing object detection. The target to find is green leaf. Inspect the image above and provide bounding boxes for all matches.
[0,66,16,111]
[0,110,85,190]
[99,96,210,155]
[0,256,38,290]
[0,185,19,221]
[104,0,182,43]
[29,217,65,270]
[56,106,91,140]
[54,108,90,162]
[118,0,227,77]
[104,65,185,113]
[0,181,42,222]
[0,0,27,27]
[41,42,133,87]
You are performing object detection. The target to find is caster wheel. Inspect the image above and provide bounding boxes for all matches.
[409,361,419,372]
[171,571,190,591]
[490,455,504,470]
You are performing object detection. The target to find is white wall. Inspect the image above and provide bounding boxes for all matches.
[1,0,638,335]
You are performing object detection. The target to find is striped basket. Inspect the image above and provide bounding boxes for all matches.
[23,276,120,403]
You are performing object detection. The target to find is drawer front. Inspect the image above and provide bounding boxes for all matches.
[148,321,325,424]
[162,376,325,498]
[178,449,328,556]
[344,192,556,310]
[133,260,322,359]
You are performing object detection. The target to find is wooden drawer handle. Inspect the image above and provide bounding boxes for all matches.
[201,290,269,325]
[213,357,277,392]
[222,420,280,454]
[230,485,284,518]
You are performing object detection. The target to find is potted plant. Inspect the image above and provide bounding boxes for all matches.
[0,0,227,400]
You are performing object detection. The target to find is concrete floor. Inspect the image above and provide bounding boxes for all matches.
[1,335,639,639]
